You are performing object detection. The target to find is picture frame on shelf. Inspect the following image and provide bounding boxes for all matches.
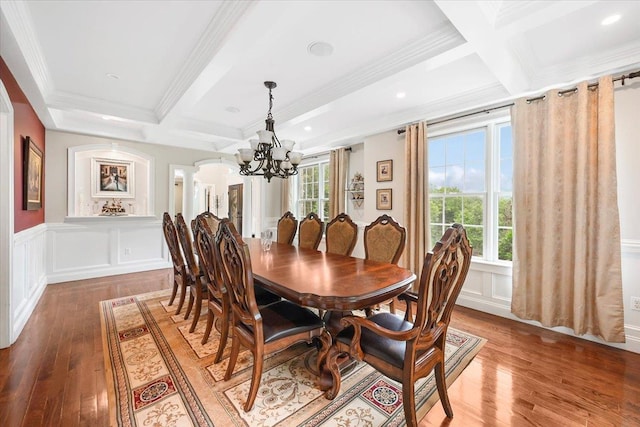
[376,188,392,210]
[23,136,43,210]
[91,158,135,198]
[376,159,392,182]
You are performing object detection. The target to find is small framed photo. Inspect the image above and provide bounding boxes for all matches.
[91,158,135,198]
[376,188,392,210]
[23,136,43,210]
[376,159,393,182]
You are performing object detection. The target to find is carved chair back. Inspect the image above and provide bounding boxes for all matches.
[194,216,225,304]
[325,213,358,256]
[175,213,200,281]
[163,212,185,271]
[364,214,406,264]
[298,212,324,250]
[277,211,298,245]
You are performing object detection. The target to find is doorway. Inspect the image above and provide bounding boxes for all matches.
[228,184,243,235]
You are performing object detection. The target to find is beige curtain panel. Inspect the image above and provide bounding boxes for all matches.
[329,148,348,219]
[511,76,625,343]
[403,122,429,289]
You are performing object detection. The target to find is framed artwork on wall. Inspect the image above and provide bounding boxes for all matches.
[91,158,135,198]
[376,159,393,182]
[23,136,43,210]
[376,188,392,210]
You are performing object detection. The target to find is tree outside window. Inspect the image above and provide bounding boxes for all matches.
[296,162,330,221]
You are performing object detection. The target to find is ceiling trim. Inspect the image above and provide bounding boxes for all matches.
[154,1,255,122]
[48,91,159,124]
[0,0,52,97]
[242,25,466,137]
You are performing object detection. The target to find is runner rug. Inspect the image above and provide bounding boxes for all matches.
[100,289,486,426]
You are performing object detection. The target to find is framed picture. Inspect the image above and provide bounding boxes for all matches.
[23,136,43,210]
[91,158,135,198]
[376,159,393,182]
[376,188,392,210]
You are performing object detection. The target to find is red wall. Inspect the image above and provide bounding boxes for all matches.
[0,56,46,232]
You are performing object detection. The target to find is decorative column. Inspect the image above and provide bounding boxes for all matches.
[182,166,197,224]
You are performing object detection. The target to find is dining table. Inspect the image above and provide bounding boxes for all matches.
[247,238,416,399]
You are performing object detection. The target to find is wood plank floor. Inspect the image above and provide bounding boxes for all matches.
[1,269,638,426]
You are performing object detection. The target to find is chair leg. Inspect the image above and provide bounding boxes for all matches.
[224,334,241,381]
[402,376,418,427]
[245,349,263,412]
[389,298,396,314]
[435,360,453,418]
[189,296,202,332]
[184,291,194,320]
[175,283,187,315]
[215,314,230,364]
[201,309,214,345]
[168,278,178,306]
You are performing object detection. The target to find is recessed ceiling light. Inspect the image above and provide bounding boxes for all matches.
[601,14,621,26]
[307,41,334,57]
[304,126,312,131]
[106,73,120,80]
[396,92,406,99]
[225,106,240,113]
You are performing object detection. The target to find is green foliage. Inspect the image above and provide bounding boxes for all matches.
[498,228,513,261]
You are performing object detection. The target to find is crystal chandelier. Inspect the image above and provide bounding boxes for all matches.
[236,81,303,182]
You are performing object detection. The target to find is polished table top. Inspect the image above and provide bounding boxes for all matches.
[247,238,416,311]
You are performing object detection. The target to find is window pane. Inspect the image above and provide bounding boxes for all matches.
[498,196,513,227]
[464,161,485,192]
[465,130,485,163]
[430,225,444,246]
[430,197,443,223]
[466,226,483,257]
[429,138,446,167]
[445,136,464,164]
[498,228,513,261]
[444,196,462,223]
[463,196,483,226]
[500,159,513,192]
[322,200,329,220]
[500,126,512,158]
[444,165,464,192]
[429,166,445,192]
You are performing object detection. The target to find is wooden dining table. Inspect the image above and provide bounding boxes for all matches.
[247,238,416,399]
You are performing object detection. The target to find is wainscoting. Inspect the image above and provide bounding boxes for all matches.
[12,223,47,344]
[46,216,171,284]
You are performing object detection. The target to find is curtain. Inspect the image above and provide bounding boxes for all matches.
[403,122,429,289]
[511,76,625,342]
[280,178,290,214]
[329,148,348,219]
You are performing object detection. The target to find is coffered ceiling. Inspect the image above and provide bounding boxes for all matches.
[2,0,639,156]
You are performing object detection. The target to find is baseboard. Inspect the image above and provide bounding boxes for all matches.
[12,273,47,341]
[47,260,171,284]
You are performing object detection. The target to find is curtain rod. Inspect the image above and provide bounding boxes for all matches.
[397,69,640,134]
[303,146,352,160]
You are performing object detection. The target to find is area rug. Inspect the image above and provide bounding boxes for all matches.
[100,289,486,426]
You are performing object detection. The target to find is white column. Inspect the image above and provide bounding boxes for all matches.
[182,166,197,224]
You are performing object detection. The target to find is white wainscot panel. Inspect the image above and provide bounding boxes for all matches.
[12,224,47,343]
[492,273,513,301]
[461,269,483,295]
[47,217,170,283]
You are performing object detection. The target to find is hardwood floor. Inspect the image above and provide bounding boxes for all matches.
[1,269,638,426]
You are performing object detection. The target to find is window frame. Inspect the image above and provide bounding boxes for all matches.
[293,159,330,222]
[427,113,512,264]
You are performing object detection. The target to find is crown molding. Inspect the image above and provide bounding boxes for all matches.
[154,1,255,121]
[48,91,159,124]
[0,0,52,97]
[241,25,466,138]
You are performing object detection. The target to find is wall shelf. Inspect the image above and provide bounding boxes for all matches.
[347,172,364,207]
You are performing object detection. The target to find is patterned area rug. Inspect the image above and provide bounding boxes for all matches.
[100,289,486,426]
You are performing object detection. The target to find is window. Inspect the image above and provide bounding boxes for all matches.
[296,161,330,221]
[428,120,513,262]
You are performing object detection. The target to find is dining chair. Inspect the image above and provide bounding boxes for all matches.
[193,215,229,361]
[175,213,207,332]
[298,212,324,250]
[331,223,472,426]
[363,214,406,313]
[277,211,298,245]
[325,213,358,256]
[219,219,324,411]
[162,212,187,313]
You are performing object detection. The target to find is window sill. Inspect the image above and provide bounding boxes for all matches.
[470,258,512,275]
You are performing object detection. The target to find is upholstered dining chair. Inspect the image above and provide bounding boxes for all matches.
[277,211,298,245]
[298,212,324,250]
[364,214,406,313]
[193,215,229,361]
[331,224,472,426]
[175,213,207,332]
[325,213,358,256]
[219,219,324,411]
[162,212,187,313]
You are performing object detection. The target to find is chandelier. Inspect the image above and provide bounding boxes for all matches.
[236,81,303,182]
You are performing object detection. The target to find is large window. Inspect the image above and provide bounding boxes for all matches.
[296,161,330,221]
[428,120,513,262]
